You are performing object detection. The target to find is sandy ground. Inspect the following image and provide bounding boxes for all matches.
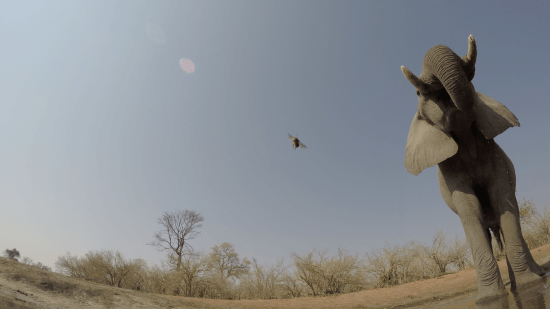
[2,243,550,309]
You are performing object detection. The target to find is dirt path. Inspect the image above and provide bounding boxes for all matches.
[3,243,550,309]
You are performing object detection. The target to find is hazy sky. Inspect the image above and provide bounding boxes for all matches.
[1,0,549,270]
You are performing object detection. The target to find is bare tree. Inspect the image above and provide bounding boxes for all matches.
[148,210,204,271]
[3,248,21,261]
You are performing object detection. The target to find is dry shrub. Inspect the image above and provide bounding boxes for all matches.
[519,198,550,250]
[2,248,20,261]
[366,233,472,288]
[280,272,307,298]
[205,243,250,299]
[137,244,251,299]
[366,241,421,287]
[55,250,147,289]
[448,237,472,270]
[292,249,366,296]
[176,252,209,297]
[237,258,288,299]
[142,264,174,295]
[20,257,52,272]
[423,230,456,276]
[150,252,211,297]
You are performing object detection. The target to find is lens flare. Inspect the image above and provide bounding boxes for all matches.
[145,23,167,44]
[179,58,195,74]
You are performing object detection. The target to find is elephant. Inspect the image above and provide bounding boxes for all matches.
[401,35,546,302]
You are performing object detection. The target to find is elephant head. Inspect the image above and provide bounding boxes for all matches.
[401,35,520,176]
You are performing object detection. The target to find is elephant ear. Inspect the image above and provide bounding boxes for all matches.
[405,112,458,176]
[474,92,520,140]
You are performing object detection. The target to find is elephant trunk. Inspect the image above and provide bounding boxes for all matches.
[421,45,474,111]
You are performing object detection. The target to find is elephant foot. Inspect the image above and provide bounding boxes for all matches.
[513,271,544,291]
[474,287,508,305]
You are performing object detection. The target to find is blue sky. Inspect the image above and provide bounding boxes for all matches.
[1,0,549,270]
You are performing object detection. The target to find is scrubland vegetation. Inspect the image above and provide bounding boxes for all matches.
[2,248,52,272]
[6,198,550,300]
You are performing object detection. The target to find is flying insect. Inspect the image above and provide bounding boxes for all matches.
[288,134,307,149]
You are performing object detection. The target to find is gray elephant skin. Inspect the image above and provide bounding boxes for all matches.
[401,35,545,302]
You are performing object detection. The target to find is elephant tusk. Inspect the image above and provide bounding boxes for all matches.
[466,34,477,63]
[462,35,477,81]
[401,66,432,94]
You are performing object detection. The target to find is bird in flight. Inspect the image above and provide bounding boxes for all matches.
[288,134,307,149]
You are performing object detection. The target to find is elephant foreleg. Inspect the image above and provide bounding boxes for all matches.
[489,184,544,289]
[492,147,545,281]
[451,190,508,302]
